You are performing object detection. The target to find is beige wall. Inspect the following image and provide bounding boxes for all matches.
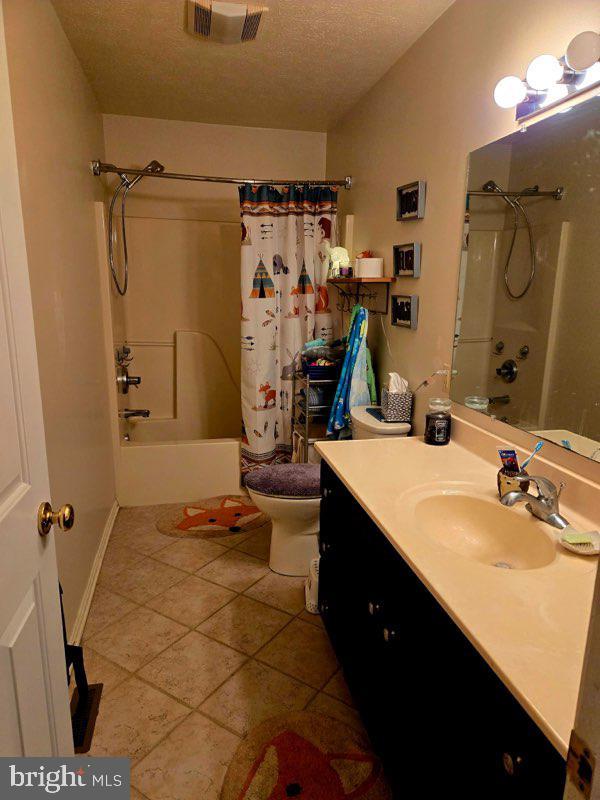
[4,0,115,635]
[102,115,327,440]
[326,0,600,433]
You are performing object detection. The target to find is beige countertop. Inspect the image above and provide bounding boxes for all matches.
[316,435,598,757]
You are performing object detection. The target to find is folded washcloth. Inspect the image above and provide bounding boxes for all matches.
[303,338,327,351]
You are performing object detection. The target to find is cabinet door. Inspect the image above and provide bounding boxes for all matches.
[318,466,566,799]
[483,687,566,799]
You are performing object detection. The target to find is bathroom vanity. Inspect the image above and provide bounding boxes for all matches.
[316,432,598,799]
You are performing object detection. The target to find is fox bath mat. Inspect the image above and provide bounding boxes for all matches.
[156,495,269,540]
[221,712,391,800]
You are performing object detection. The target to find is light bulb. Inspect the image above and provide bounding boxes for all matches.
[494,76,527,109]
[566,30,600,71]
[540,83,569,109]
[526,54,564,90]
[579,60,600,90]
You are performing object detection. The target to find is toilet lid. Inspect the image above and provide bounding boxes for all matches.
[350,405,411,435]
[245,464,321,498]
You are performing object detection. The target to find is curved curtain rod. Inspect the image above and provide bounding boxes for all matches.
[91,160,353,190]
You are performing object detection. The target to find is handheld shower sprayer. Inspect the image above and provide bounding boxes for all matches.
[108,160,165,296]
[481,178,537,299]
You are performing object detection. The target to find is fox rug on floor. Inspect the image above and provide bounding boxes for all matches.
[221,711,391,800]
[156,495,269,539]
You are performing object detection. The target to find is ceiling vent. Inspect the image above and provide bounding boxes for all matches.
[186,1,268,44]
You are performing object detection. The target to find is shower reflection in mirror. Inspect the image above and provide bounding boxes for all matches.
[451,95,600,462]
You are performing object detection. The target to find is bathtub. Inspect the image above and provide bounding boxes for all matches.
[118,437,242,506]
[115,328,243,505]
[95,202,243,507]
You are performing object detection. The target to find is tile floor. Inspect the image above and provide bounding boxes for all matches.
[82,504,365,799]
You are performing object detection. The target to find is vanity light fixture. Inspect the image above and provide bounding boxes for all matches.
[539,83,570,111]
[493,30,600,120]
[493,76,529,109]
[578,60,600,90]
[525,54,569,91]
[566,30,600,71]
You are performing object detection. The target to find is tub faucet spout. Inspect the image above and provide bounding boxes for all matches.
[120,409,150,420]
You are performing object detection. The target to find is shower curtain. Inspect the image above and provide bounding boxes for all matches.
[240,184,338,476]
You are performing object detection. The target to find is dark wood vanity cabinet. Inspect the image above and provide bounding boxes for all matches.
[318,462,567,799]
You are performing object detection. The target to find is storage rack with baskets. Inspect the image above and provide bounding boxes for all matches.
[291,371,338,462]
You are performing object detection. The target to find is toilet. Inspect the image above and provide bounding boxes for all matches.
[350,405,412,439]
[245,464,321,577]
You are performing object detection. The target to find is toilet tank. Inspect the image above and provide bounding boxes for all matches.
[350,405,411,439]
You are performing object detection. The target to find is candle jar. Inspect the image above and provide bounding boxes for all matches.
[424,397,451,446]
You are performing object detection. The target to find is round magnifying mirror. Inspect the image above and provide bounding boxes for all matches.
[566,30,600,71]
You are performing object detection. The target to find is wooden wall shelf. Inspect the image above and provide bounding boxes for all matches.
[327,277,394,314]
[327,277,395,285]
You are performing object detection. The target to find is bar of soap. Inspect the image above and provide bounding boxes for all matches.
[563,530,596,545]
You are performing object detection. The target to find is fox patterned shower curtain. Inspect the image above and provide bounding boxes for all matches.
[240,184,338,476]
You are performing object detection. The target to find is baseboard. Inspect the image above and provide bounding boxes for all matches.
[69,500,119,645]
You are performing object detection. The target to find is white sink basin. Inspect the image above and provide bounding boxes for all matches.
[413,492,557,570]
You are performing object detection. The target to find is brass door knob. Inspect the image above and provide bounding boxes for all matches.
[37,502,75,537]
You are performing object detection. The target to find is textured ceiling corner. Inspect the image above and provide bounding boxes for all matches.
[50,0,456,132]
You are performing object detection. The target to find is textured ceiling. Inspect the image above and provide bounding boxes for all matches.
[51,0,454,131]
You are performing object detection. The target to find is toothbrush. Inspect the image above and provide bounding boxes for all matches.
[521,441,543,471]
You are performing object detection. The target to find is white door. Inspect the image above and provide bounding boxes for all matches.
[0,1,73,756]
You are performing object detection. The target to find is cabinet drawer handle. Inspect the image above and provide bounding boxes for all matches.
[502,752,524,777]
[323,487,331,498]
[383,627,400,643]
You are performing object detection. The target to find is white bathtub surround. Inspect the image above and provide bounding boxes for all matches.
[118,439,242,507]
[95,203,244,506]
[123,330,240,442]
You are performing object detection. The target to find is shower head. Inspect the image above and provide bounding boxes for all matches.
[125,160,165,190]
[108,159,166,296]
[482,180,504,193]
[481,178,521,210]
[518,185,540,196]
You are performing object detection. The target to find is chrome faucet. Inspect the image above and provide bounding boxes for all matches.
[500,475,569,530]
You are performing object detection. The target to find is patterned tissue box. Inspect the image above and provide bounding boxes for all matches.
[381,388,413,423]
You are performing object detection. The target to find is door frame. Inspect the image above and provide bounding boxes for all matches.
[0,0,72,756]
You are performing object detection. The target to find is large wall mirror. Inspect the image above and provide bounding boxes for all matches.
[451,95,600,461]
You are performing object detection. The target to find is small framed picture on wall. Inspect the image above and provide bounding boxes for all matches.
[391,294,419,329]
[397,180,426,221]
[393,243,421,277]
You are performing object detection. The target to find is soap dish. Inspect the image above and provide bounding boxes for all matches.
[560,530,600,557]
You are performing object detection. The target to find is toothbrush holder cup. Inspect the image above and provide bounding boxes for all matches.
[497,469,530,499]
